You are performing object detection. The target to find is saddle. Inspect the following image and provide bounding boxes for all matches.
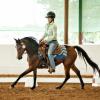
[39,41,67,58]
[38,41,67,68]
[39,41,62,55]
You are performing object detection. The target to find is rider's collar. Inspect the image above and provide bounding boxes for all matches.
[48,21,54,25]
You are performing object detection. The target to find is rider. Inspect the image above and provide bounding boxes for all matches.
[39,11,58,73]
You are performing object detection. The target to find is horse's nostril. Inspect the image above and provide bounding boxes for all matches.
[18,56,22,60]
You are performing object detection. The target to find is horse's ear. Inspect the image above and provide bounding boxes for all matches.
[14,38,17,42]
[14,38,20,44]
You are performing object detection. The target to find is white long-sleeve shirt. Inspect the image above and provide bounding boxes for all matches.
[44,22,57,43]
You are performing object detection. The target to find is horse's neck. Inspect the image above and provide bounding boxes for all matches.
[26,50,36,63]
[27,53,40,67]
[26,47,38,57]
[27,52,37,59]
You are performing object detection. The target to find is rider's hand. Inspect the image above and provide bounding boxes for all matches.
[44,40,47,44]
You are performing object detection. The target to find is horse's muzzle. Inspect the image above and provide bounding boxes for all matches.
[17,56,22,60]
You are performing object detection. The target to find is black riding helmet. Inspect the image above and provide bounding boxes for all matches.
[46,11,56,18]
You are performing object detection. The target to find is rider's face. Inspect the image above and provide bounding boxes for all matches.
[48,18,53,23]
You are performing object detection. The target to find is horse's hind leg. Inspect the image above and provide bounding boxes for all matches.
[71,64,84,89]
[56,65,70,89]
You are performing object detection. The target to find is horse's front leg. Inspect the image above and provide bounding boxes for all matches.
[11,68,33,88]
[31,69,37,90]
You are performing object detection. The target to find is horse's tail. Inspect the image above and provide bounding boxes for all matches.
[74,46,100,76]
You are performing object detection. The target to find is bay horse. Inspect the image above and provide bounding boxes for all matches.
[11,37,100,89]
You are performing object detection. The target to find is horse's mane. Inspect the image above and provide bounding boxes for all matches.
[22,37,39,54]
[23,37,38,44]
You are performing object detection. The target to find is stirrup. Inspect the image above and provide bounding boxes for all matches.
[48,68,55,73]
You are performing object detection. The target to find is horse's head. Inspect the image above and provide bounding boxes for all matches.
[14,37,39,59]
[14,38,26,60]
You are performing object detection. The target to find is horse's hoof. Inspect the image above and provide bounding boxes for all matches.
[81,86,84,89]
[9,85,14,89]
[81,84,84,89]
[56,86,62,89]
[30,87,35,90]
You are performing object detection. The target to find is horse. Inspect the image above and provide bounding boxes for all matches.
[11,37,100,90]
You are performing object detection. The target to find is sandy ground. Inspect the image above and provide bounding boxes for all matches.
[0,83,100,100]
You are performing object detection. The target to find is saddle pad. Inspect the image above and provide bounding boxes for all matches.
[54,53,66,60]
[60,45,67,56]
